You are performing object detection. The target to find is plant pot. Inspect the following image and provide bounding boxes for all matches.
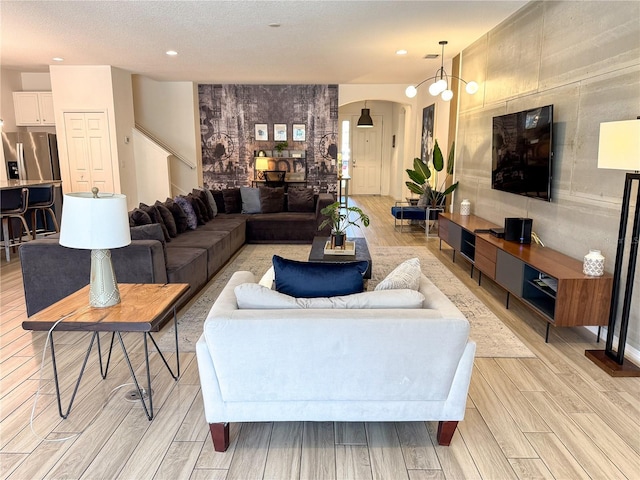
[330,232,346,250]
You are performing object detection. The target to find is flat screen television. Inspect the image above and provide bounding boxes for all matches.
[492,105,553,201]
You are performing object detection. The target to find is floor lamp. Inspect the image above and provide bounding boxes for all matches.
[586,119,640,376]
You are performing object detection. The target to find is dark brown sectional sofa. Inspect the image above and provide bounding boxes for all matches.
[20,187,334,318]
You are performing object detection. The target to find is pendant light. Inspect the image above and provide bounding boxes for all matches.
[405,41,478,101]
[357,101,374,128]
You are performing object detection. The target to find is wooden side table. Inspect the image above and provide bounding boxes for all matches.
[23,283,190,420]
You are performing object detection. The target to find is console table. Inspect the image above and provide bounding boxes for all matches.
[438,213,613,341]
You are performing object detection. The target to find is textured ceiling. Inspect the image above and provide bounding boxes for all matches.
[1,0,527,84]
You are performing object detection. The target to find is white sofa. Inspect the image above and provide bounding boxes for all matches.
[196,270,476,452]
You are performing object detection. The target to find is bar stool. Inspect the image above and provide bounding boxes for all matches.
[27,185,59,239]
[1,187,30,262]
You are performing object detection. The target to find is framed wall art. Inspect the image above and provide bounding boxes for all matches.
[274,123,287,141]
[421,104,435,163]
[292,124,306,142]
[255,123,268,141]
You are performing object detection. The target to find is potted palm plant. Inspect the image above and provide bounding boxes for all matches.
[319,201,370,248]
[406,140,458,218]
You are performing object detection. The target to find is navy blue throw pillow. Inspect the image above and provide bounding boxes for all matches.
[272,255,368,298]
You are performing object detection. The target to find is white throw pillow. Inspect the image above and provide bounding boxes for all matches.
[375,257,421,291]
[298,289,425,309]
[235,283,301,309]
[258,266,275,289]
[235,283,425,309]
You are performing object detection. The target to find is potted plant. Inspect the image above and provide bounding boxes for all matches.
[406,140,458,218]
[274,141,288,157]
[319,201,370,248]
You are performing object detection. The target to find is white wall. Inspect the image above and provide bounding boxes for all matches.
[49,65,137,206]
[132,128,171,204]
[131,75,199,195]
[20,73,52,91]
[455,1,640,353]
[111,67,137,207]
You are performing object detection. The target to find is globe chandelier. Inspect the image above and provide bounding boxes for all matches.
[405,41,478,101]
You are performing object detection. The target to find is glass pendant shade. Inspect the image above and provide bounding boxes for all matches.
[405,85,417,98]
[441,89,454,101]
[465,81,479,94]
[429,79,447,96]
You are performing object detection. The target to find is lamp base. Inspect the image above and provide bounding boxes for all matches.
[90,249,121,308]
[585,350,640,377]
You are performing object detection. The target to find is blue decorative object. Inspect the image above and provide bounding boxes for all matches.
[273,255,368,298]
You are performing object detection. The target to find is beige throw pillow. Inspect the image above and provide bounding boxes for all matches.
[234,283,425,309]
[374,257,421,291]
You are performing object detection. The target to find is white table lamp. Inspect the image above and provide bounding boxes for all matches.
[59,187,131,308]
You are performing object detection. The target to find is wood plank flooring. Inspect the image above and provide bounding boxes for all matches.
[1,195,639,479]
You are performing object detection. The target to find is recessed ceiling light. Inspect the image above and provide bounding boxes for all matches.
[396,49,408,55]
[166,50,178,56]
[268,23,281,28]
[52,57,64,62]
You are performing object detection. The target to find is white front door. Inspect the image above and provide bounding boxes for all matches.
[350,115,382,195]
[64,111,114,192]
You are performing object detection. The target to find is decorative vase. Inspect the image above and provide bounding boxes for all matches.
[583,249,605,277]
[460,199,471,216]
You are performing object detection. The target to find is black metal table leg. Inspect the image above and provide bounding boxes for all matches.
[114,305,181,420]
[50,331,99,419]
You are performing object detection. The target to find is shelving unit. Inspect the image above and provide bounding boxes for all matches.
[522,265,556,320]
[253,150,307,189]
[439,213,613,341]
[460,230,476,263]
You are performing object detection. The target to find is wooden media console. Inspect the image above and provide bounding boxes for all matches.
[438,213,613,342]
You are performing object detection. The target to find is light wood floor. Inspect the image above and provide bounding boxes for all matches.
[1,195,639,480]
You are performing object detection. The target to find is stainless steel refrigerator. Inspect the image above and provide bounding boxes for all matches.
[2,132,63,232]
[2,132,61,181]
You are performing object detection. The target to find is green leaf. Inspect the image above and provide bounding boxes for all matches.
[406,169,425,185]
[447,141,455,175]
[432,140,444,172]
[406,181,424,195]
[412,158,431,180]
[441,181,459,196]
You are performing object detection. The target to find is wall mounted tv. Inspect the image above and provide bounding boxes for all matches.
[492,105,553,201]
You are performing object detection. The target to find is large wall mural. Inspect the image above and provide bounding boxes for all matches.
[198,84,339,193]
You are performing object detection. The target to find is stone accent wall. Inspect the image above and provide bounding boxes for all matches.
[454,1,640,350]
[198,84,339,193]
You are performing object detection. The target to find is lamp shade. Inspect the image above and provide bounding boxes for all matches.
[59,191,131,250]
[597,119,640,171]
[255,158,269,171]
[357,108,374,128]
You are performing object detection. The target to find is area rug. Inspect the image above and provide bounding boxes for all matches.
[156,244,535,358]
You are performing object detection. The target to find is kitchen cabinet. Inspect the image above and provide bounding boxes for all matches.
[13,92,55,126]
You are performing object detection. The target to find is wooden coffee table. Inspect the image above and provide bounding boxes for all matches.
[308,236,372,279]
[22,283,189,420]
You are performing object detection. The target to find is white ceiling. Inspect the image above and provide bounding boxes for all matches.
[1,0,528,85]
